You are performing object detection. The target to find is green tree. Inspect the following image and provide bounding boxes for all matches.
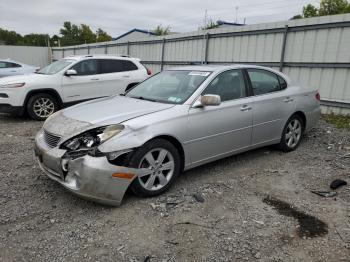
[292,0,350,19]
[79,24,96,44]
[303,4,319,17]
[22,34,50,46]
[96,28,112,42]
[59,21,80,46]
[201,19,220,30]
[291,14,303,19]
[0,28,23,45]
[153,25,171,36]
[60,22,113,45]
[50,34,61,46]
[0,22,112,47]
[319,0,349,15]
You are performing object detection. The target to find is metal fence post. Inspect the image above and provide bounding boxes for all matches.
[87,45,90,55]
[204,33,210,64]
[73,47,76,55]
[279,25,289,72]
[105,44,108,54]
[127,41,130,56]
[160,38,166,71]
[62,49,65,58]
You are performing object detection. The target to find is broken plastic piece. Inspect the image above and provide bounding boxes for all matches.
[311,191,337,198]
[193,193,205,203]
[330,179,347,190]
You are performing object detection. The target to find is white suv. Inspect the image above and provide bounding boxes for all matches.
[0,55,150,120]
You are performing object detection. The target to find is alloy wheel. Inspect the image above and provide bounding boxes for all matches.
[137,148,175,191]
[285,119,302,148]
[33,97,55,118]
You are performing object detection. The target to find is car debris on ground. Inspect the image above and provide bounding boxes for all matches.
[330,179,347,190]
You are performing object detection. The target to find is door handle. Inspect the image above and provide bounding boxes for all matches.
[122,75,130,78]
[90,78,99,81]
[10,70,17,72]
[283,97,294,103]
[240,105,252,112]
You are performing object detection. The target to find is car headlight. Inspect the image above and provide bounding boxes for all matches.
[0,83,25,88]
[61,124,124,151]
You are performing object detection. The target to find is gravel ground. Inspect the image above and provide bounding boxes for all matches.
[0,113,349,262]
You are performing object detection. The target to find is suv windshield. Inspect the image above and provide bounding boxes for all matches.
[38,59,74,75]
[126,70,211,104]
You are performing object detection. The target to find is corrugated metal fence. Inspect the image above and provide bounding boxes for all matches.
[0,46,50,68]
[50,14,350,115]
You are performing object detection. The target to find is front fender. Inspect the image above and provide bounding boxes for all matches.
[98,125,182,153]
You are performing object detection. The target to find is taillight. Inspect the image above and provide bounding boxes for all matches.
[146,68,152,75]
[315,92,321,101]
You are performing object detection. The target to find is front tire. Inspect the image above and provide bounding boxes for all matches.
[278,115,304,152]
[129,139,180,197]
[26,93,58,121]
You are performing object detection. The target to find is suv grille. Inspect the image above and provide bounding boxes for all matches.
[43,130,61,148]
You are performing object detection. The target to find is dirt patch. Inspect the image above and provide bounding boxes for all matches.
[1,113,350,261]
[263,196,328,238]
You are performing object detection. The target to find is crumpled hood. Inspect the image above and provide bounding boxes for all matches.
[44,95,174,138]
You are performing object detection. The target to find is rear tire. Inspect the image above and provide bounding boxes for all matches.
[26,93,58,121]
[278,115,304,152]
[129,139,180,197]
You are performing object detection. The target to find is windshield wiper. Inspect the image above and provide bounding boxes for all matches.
[130,96,157,102]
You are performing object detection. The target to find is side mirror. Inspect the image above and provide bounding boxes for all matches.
[193,94,221,108]
[65,69,77,76]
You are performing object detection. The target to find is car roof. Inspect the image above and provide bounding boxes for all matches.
[63,55,140,61]
[165,64,291,83]
[0,58,19,63]
[166,64,275,72]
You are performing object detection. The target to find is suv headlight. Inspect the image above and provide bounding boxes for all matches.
[61,124,124,151]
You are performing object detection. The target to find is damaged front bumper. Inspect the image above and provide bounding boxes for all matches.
[34,130,139,206]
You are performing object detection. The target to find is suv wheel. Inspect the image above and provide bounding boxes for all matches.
[26,93,58,120]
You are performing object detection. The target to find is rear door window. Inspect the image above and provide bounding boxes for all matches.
[0,62,20,68]
[247,69,282,95]
[122,60,138,71]
[0,62,8,68]
[278,75,288,90]
[8,62,21,68]
[99,59,123,74]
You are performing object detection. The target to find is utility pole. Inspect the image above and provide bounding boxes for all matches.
[235,6,239,23]
[204,9,208,28]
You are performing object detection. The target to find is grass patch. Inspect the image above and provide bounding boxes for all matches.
[321,114,350,129]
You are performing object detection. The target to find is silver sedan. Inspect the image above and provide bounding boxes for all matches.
[0,59,39,77]
[34,65,320,206]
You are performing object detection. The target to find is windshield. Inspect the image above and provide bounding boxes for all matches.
[126,70,211,104]
[38,59,74,75]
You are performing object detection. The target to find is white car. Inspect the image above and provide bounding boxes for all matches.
[0,55,150,120]
[0,59,39,78]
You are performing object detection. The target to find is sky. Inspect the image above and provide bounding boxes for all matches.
[0,0,320,37]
